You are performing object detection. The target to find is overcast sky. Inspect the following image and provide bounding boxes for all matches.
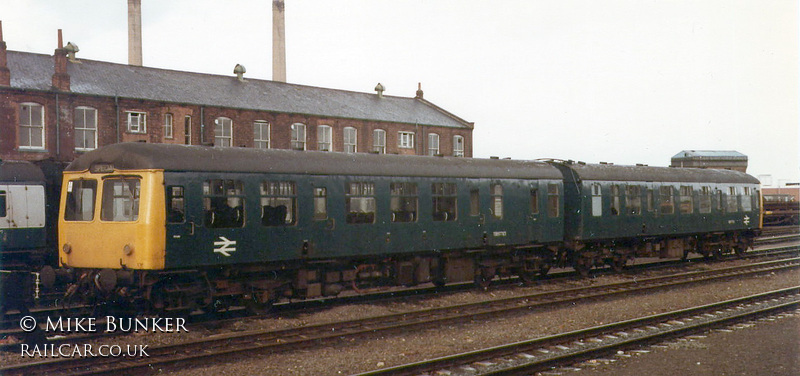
[2,1,797,186]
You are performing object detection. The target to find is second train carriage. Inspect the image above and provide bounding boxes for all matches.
[0,160,48,312]
[547,160,761,274]
[58,143,565,311]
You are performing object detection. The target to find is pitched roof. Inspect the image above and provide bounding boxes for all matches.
[6,50,472,129]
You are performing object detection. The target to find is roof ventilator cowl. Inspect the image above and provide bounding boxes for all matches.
[374,83,385,98]
[234,64,246,82]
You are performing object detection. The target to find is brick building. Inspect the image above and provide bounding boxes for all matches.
[0,27,473,165]
[670,150,748,173]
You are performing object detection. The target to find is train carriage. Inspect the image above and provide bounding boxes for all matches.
[0,160,48,312]
[547,160,761,274]
[58,143,564,312]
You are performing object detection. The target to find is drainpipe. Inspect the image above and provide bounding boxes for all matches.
[55,92,60,157]
[115,96,120,143]
[200,106,205,144]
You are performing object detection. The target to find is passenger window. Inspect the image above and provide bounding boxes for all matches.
[741,187,752,212]
[726,187,738,213]
[530,188,539,215]
[679,186,693,214]
[390,183,417,223]
[167,186,185,223]
[203,179,245,228]
[591,184,602,217]
[469,189,480,216]
[626,185,641,215]
[432,183,457,221]
[490,184,503,219]
[261,181,296,226]
[346,182,376,224]
[547,183,559,218]
[610,184,621,216]
[65,179,97,221]
[659,186,674,214]
[0,191,6,218]
[699,186,711,213]
[313,187,327,220]
[101,177,141,222]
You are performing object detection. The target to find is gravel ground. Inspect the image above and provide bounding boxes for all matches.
[1,259,797,375]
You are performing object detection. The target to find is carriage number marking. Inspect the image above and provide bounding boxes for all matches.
[214,236,237,257]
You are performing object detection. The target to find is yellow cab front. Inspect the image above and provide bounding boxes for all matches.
[59,167,166,270]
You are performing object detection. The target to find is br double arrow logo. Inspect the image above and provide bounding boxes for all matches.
[213,236,237,257]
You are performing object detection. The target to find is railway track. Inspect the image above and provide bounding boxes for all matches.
[1,256,797,375]
[354,287,800,376]
[1,242,797,353]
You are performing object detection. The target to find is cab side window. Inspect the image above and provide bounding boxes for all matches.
[203,179,245,228]
[65,179,98,221]
[167,186,185,223]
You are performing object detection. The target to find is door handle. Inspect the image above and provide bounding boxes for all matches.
[188,221,195,235]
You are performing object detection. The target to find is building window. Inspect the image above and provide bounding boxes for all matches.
[491,183,503,219]
[126,111,147,134]
[427,133,439,156]
[453,135,464,157]
[432,182,457,221]
[313,187,327,220]
[19,102,45,149]
[184,116,192,145]
[291,123,306,150]
[317,125,332,151]
[344,127,357,153]
[390,182,418,223]
[398,131,415,149]
[203,179,245,228]
[164,113,174,139]
[74,106,98,151]
[254,121,270,149]
[346,182,376,224]
[260,181,297,226]
[626,185,642,215]
[373,129,386,154]
[214,117,233,147]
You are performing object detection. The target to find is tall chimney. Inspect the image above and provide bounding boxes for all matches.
[272,0,286,82]
[0,21,10,86]
[128,0,143,66]
[52,29,70,91]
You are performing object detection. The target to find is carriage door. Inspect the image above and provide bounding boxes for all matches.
[527,183,542,242]
[165,185,194,257]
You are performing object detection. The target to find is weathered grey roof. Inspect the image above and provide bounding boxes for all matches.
[0,160,45,183]
[671,150,748,160]
[7,51,472,129]
[65,143,562,180]
[552,161,759,185]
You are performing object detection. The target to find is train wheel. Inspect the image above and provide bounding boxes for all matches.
[518,270,537,285]
[474,274,492,289]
